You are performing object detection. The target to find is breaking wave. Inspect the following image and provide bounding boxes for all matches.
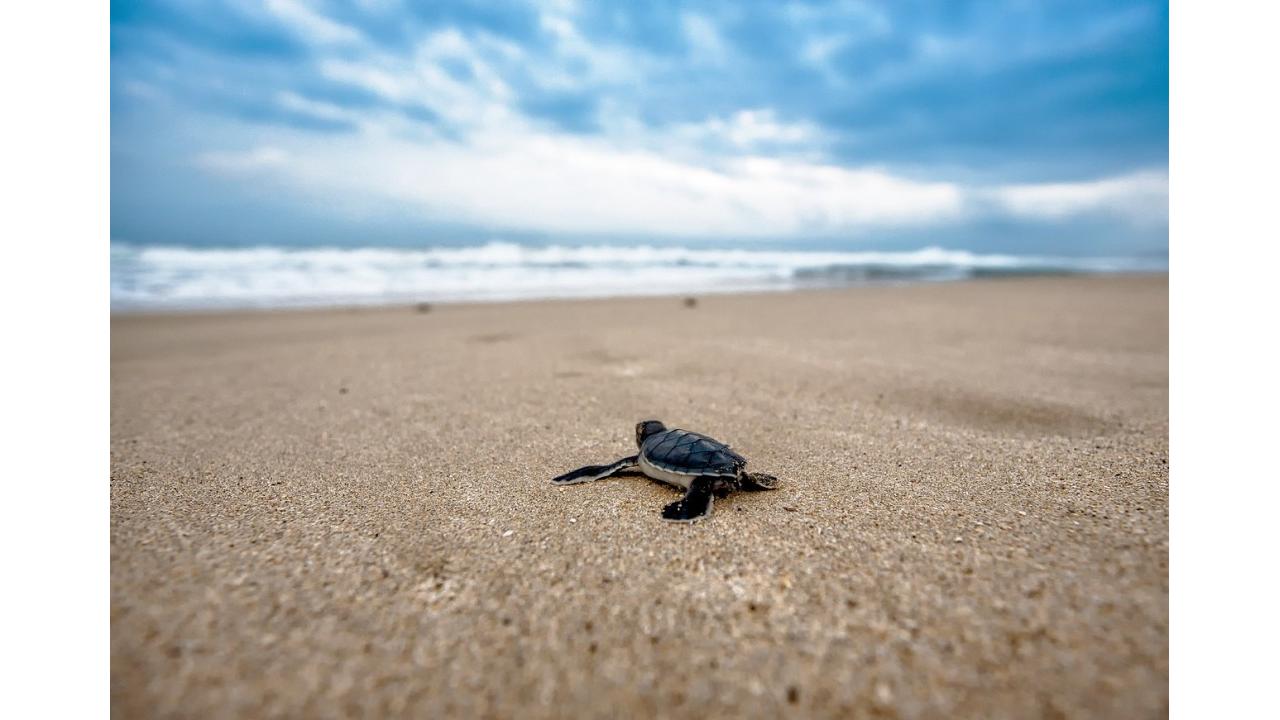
[110,241,1166,311]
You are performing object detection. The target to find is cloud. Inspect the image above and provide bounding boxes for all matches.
[195,146,291,173]
[681,13,729,65]
[206,118,962,237]
[264,0,362,46]
[715,109,818,147]
[197,124,1166,239]
[276,91,357,124]
[317,28,518,130]
[992,171,1168,226]
[535,10,648,89]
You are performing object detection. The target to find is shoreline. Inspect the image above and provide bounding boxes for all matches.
[110,270,1168,317]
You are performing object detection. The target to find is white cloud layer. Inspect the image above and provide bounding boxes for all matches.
[198,122,1166,239]
[992,171,1169,226]
[213,128,961,237]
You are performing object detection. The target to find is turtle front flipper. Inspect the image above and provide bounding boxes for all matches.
[661,476,716,522]
[740,472,779,491]
[551,455,638,485]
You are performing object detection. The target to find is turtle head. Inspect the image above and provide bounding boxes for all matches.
[635,420,666,448]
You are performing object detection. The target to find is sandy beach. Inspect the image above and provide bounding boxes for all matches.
[110,276,1168,718]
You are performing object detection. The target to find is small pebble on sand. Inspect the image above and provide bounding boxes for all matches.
[875,682,893,704]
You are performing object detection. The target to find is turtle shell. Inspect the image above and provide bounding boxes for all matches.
[641,429,746,476]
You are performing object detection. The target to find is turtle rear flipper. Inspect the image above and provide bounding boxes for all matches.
[661,476,716,522]
[740,472,779,491]
[552,455,638,485]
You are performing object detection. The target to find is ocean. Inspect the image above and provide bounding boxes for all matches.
[110,241,1167,312]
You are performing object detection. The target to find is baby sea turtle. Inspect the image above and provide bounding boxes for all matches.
[551,420,779,522]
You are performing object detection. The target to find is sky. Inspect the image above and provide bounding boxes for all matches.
[111,0,1168,256]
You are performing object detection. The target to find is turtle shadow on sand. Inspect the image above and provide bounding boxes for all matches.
[551,420,780,523]
[617,468,781,518]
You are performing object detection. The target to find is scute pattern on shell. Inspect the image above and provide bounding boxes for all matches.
[642,429,746,475]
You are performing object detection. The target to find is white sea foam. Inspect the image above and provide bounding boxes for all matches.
[110,242,1165,311]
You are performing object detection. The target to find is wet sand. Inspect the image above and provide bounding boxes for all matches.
[111,276,1168,718]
